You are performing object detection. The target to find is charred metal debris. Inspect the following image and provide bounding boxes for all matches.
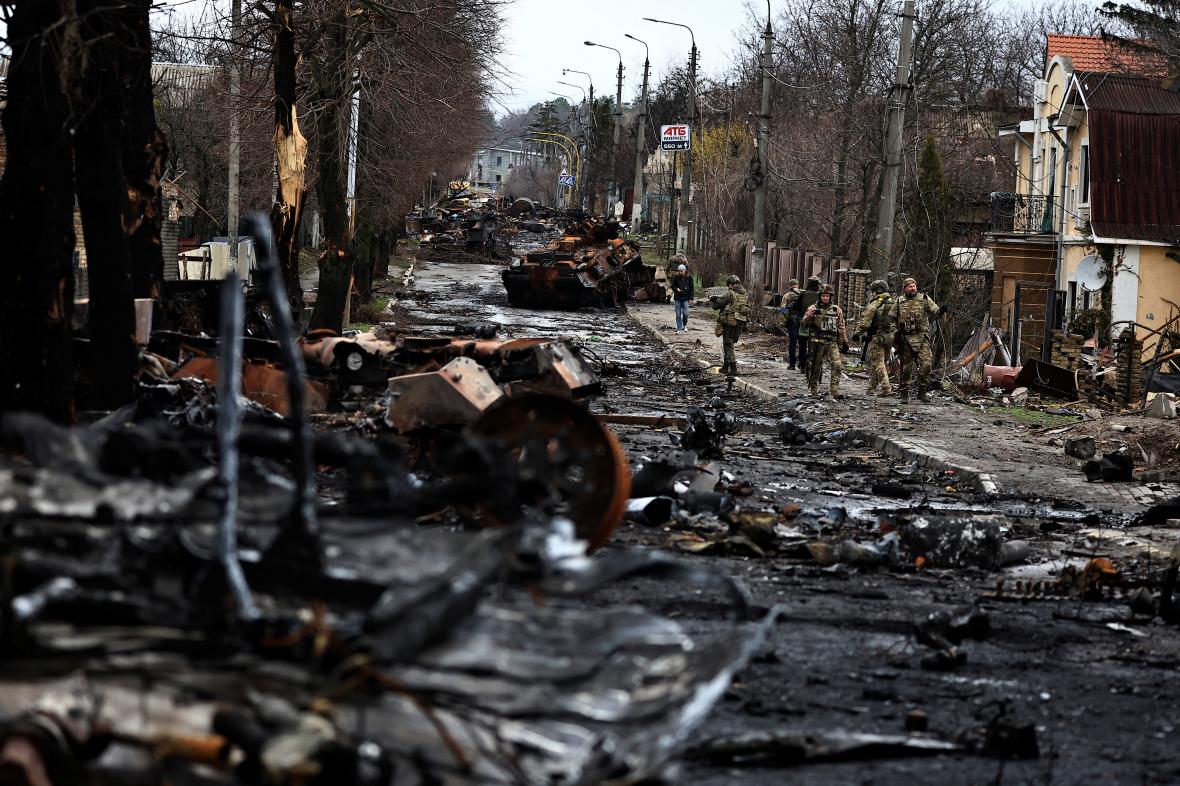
[502,217,665,309]
[0,215,782,786]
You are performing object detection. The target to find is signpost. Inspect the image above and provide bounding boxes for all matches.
[660,124,690,151]
[558,174,576,188]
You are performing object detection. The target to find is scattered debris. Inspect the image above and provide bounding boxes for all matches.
[1085,451,1135,482]
[1065,436,1097,460]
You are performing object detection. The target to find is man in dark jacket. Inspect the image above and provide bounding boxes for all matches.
[671,257,694,333]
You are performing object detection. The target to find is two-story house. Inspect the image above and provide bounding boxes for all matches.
[988,35,1179,362]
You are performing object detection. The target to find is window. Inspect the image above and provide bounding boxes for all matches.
[496,156,503,166]
[1080,142,1090,205]
[495,174,502,183]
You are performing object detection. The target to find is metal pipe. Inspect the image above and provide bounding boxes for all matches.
[215,271,259,620]
[245,214,320,562]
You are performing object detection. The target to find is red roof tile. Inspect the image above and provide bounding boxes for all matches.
[1046,34,1169,77]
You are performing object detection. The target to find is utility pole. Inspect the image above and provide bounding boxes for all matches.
[643,18,696,252]
[750,2,773,297]
[228,0,241,276]
[584,43,625,215]
[682,44,696,253]
[626,33,650,224]
[871,0,916,278]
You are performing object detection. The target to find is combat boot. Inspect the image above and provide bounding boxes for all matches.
[879,385,893,397]
[900,388,909,403]
[917,391,931,403]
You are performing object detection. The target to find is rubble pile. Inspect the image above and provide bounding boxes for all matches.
[0,217,776,786]
[502,218,665,309]
[404,184,508,263]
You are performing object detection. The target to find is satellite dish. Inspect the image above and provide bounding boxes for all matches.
[1076,255,1107,291]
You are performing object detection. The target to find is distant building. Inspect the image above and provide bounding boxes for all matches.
[467,147,547,192]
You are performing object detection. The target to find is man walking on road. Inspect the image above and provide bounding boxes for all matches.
[712,275,750,377]
[670,257,694,334]
[889,277,945,403]
[852,279,895,397]
[778,278,803,369]
[801,284,849,399]
[794,276,822,374]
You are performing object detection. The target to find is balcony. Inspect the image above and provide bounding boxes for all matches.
[989,193,1055,235]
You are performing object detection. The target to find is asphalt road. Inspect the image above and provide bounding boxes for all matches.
[392,259,1180,785]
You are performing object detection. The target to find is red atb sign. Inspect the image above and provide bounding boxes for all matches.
[660,124,691,151]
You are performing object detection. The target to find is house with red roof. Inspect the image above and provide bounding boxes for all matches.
[987,35,1180,362]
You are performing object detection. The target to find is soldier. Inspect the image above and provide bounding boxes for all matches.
[778,278,803,369]
[793,276,823,374]
[851,279,896,397]
[712,275,750,376]
[801,284,849,399]
[888,277,945,403]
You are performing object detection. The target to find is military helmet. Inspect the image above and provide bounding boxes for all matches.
[820,284,834,295]
[726,274,742,286]
[870,279,888,294]
[807,276,822,285]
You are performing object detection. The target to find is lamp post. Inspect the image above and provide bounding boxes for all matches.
[585,41,625,217]
[559,69,590,207]
[644,17,696,253]
[624,33,650,225]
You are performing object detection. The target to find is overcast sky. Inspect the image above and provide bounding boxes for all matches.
[149,0,761,117]
[495,0,762,116]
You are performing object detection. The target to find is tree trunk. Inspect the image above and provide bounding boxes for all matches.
[271,0,308,319]
[76,0,138,410]
[830,132,852,260]
[307,9,354,334]
[854,159,883,270]
[354,228,374,304]
[116,0,168,301]
[0,0,82,421]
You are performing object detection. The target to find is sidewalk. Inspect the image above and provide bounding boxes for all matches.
[627,301,1180,512]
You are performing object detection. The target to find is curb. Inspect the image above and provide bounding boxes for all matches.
[841,427,1000,495]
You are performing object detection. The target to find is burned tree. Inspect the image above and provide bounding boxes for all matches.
[74,0,138,409]
[270,0,308,317]
[0,1,82,421]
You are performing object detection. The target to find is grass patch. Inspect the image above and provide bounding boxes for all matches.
[349,296,390,329]
[985,405,1079,428]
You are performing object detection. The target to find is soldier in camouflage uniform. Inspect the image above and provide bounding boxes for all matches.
[801,284,849,399]
[852,279,895,396]
[888,277,943,403]
[713,275,750,377]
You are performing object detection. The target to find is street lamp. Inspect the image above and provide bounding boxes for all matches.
[556,80,587,103]
[585,41,626,215]
[644,17,697,254]
[624,33,651,224]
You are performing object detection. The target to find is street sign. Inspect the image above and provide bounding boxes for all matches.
[558,175,576,187]
[660,124,691,151]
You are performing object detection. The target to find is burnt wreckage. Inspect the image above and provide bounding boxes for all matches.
[0,216,771,786]
[502,218,664,308]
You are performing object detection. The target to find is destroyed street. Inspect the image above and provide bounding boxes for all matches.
[3,1,1180,785]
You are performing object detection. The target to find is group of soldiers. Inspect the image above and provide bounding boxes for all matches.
[699,266,944,403]
[774,275,946,402]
